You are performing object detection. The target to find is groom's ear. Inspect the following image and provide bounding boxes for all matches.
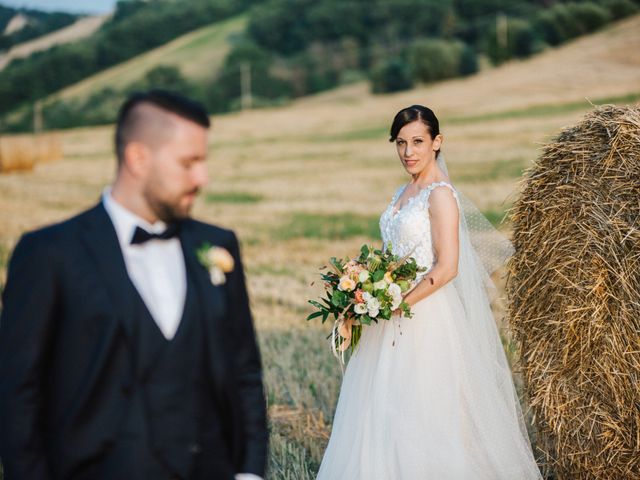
[123,141,152,178]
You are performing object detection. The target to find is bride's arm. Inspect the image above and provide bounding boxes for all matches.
[402,187,459,308]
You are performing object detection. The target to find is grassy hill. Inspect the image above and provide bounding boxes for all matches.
[0,14,247,131]
[1,14,639,480]
[0,0,260,119]
[0,14,108,71]
[54,15,246,102]
[3,0,638,133]
[0,5,79,53]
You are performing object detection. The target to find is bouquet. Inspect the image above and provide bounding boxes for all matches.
[307,244,425,358]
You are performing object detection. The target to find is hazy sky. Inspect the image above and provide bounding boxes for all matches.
[0,0,116,14]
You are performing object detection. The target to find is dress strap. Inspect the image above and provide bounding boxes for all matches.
[389,184,408,207]
[422,181,459,208]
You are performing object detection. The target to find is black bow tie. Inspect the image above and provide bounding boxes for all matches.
[130,224,180,245]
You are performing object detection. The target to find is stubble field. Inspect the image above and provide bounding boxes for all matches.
[0,15,639,479]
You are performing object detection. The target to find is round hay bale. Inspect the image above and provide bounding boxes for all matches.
[34,133,63,164]
[0,135,36,173]
[507,105,640,479]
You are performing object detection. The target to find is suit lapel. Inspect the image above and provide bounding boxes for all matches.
[179,223,228,383]
[179,223,227,324]
[80,203,138,342]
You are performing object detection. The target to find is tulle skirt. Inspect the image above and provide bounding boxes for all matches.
[316,283,542,480]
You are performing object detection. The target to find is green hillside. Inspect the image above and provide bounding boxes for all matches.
[3,0,640,133]
[0,5,78,51]
[56,15,246,102]
[0,0,261,119]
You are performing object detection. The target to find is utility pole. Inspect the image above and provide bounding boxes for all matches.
[33,99,43,134]
[241,62,252,110]
[496,12,508,54]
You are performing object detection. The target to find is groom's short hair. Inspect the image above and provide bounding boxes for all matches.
[115,89,210,165]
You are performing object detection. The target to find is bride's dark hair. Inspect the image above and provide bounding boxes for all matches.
[389,105,441,155]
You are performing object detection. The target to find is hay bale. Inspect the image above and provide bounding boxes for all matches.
[0,133,63,173]
[506,105,640,479]
[0,135,36,173]
[34,133,63,164]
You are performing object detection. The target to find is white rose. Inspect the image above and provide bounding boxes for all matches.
[366,297,380,310]
[362,292,373,302]
[388,283,402,298]
[358,270,370,283]
[209,267,226,286]
[391,296,402,311]
[354,303,368,314]
[368,307,380,318]
[373,280,387,291]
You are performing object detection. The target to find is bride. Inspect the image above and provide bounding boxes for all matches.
[316,105,542,479]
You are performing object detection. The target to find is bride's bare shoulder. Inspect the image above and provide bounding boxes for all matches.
[427,183,459,218]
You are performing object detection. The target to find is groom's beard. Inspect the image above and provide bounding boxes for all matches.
[146,187,200,223]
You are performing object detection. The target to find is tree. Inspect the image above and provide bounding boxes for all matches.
[370,59,413,94]
[408,39,464,83]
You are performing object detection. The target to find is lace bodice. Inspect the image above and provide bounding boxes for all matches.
[379,182,458,272]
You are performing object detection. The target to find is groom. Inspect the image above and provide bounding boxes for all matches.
[0,90,267,480]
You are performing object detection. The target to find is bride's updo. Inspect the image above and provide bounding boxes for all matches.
[389,105,441,157]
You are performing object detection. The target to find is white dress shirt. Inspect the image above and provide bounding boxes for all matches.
[102,188,186,340]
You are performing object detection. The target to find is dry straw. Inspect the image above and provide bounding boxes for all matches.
[0,133,63,173]
[507,105,640,479]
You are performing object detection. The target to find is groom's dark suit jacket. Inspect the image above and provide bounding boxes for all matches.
[0,203,268,479]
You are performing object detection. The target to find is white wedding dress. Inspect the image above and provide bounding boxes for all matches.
[317,182,542,480]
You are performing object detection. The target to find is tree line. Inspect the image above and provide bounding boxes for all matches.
[0,0,638,132]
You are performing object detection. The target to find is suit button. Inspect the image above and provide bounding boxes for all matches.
[188,443,202,454]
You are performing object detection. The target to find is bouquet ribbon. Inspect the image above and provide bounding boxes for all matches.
[332,315,355,367]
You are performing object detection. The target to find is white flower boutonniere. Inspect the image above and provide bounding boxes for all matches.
[197,243,235,286]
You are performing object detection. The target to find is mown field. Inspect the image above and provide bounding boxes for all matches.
[0,15,639,479]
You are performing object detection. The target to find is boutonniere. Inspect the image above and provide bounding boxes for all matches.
[196,243,235,286]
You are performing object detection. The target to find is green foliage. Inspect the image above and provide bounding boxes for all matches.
[603,0,639,19]
[0,0,260,116]
[34,65,202,130]
[43,91,116,129]
[569,2,613,32]
[245,0,630,99]
[370,59,413,94]
[208,39,293,112]
[485,17,540,65]
[134,65,196,93]
[459,44,479,76]
[248,0,452,56]
[0,5,16,32]
[534,2,612,46]
[0,0,636,132]
[0,11,78,52]
[408,38,466,83]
